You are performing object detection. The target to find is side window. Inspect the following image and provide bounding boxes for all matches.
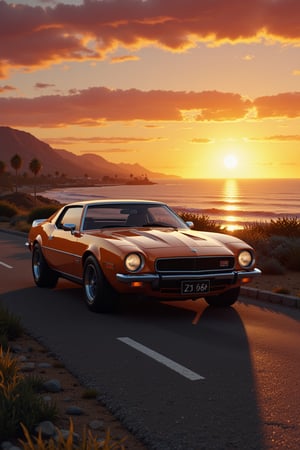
[56,206,83,230]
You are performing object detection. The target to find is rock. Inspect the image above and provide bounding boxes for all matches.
[20,362,35,372]
[10,344,22,353]
[56,430,80,444]
[65,405,84,415]
[34,421,56,438]
[89,419,105,430]
[1,442,14,450]
[17,355,27,362]
[43,379,62,393]
[38,362,52,368]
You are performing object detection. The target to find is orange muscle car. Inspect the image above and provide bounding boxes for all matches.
[27,199,261,312]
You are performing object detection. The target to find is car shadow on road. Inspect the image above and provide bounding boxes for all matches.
[115,298,266,449]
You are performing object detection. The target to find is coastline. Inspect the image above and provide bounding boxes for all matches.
[4,178,299,228]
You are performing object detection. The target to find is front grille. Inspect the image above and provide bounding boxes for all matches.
[155,256,235,273]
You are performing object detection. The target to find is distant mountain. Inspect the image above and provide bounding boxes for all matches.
[0,127,177,180]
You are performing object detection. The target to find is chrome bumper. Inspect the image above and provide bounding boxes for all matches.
[116,268,262,284]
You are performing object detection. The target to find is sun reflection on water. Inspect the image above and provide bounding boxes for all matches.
[222,179,242,231]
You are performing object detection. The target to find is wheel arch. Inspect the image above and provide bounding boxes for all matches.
[31,235,43,251]
[82,250,98,268]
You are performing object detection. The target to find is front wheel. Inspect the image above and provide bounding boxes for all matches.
[32,244,58,288]
[204,287,240,307]
[83,256,118,313]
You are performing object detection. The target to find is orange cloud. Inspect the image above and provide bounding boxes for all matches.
[0,0,299,76]
[0,87,299,127]
[254,92,300,118]
[0,87,252,127]
[249,134,300,142]
[110,54,139,63]
[45,135,162,145]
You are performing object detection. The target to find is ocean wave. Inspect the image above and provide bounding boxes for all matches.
[173,206,300,221]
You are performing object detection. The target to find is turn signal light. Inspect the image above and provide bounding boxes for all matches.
[131,281,143,287]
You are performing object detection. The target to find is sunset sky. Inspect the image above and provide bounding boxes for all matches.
[1,0,300,179]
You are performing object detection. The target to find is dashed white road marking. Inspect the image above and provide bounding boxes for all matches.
[0,261,13,269]
[117,336,205,381]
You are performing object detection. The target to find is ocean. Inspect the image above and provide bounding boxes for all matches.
[42,178,300,230]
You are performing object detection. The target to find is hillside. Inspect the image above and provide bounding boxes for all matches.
[0,127,176,180]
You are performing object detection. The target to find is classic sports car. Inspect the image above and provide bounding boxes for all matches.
[27,199,261,312]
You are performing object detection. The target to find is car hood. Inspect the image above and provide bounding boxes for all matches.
[96,227,235,256]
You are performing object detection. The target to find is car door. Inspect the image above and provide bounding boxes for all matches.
[43,205,84,278]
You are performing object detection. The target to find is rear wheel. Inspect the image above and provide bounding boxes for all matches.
[32,244,58,288]
[83,256,117,313]
[205,287,240,307]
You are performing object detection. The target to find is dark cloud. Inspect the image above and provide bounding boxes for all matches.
[0,0,299,76]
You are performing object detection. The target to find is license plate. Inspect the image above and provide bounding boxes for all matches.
[181,280,210,295]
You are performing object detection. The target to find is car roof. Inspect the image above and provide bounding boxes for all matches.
[65,199,166,207]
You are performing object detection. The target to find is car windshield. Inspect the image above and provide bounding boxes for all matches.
[82,203,188,230]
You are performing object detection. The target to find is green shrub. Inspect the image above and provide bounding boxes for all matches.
[234,224,269,249]
[268,216,300,238]
[81,388,99,399]
[265,237,300,271]
[179,212,223,232]
[0,200,18,218]
[0,347,58,440]
[0,334,8,351]
[27,206,59,224]
[285,241,300,270]
[0,306,23,340]
[259,257,286,275]
[233,218,300,242]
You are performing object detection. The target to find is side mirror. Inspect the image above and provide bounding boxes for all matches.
[186,221,194,229]
[62,223,76,233]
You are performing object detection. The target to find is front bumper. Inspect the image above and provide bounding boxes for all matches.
[116,267,262,284]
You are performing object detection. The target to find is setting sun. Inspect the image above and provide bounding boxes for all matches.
[224,154,238,170]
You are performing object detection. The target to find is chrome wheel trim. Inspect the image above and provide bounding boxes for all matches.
[84,264,97,305]
[33,250,41,281]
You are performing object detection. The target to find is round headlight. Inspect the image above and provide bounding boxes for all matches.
[124,253,144,272]
[238,250,253,268]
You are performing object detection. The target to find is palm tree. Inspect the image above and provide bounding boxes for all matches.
[10,154,22,193]
[29,158,42,202]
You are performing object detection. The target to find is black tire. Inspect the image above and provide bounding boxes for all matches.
[32,244,58,288]
[205,287,240,307]
[83,256,118,313]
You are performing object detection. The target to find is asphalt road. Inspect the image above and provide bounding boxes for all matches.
[1,230,300,450]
